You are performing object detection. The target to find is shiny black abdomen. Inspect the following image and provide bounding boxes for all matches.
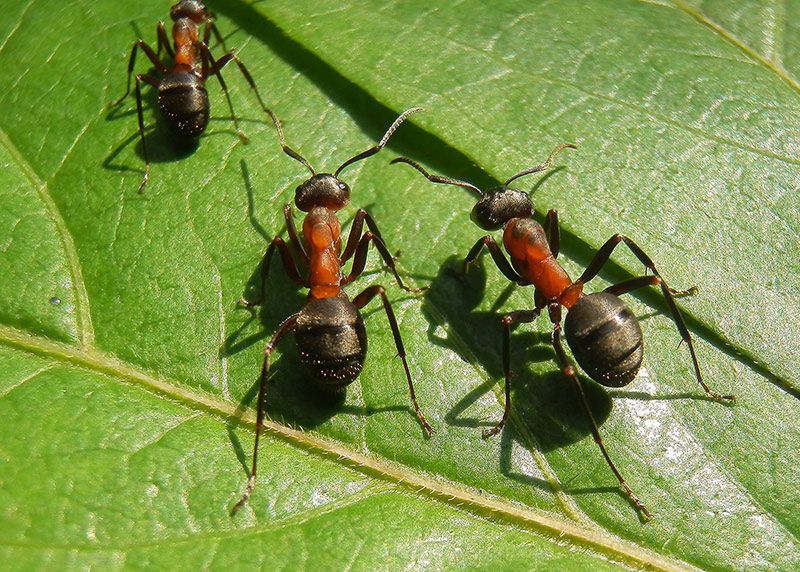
[564,292,643,387]
[158,71,209,137]
[295,294,367,391]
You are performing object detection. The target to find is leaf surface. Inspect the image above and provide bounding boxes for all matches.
[0,1,797,570]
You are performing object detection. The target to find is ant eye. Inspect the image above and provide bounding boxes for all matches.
[338,183,347,190]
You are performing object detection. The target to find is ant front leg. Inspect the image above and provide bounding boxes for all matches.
[482,308,540,438]
[156,22,174,59]
[111,40,167,106]
[340,209,382,261]
[240,234,306,308]
[543,209,560,258]
[283,204,308,262]
[340,209,424,293]
[203,19,232,54]
[547,303,653,521]
[464,235,529,285]
[232,313,299,514]
[578,235,734,404]
[352,285,433,436]
[200,45,249,143]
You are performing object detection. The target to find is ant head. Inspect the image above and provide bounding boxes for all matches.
[170,0,208,23]
[295,174,350,212]
[471,187,532,230]
[279,108,422,213]
[392,143,575,231]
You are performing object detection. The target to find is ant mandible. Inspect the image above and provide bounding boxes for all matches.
[111,1,278,192]
[233,108,432,512]
[392,144,735,520]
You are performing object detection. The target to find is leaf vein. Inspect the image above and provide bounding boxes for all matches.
[668,0,800,96]
[0,364,54,399]
[0,322,693,572]
[0,0,35,55]
[0,128,95,348]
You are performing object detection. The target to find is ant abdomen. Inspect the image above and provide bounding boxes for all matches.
[158,71,210,137]
[295,294,367,390]
[564,292,644,387]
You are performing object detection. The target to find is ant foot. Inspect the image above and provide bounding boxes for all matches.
[481,424,503,439]
[230,475,256,516]
[137,170,150,194]
[670,285,699,297]
[714,392,737,405]
[237,296,260,309]
[621,483,653,521]
[402,284,430,294]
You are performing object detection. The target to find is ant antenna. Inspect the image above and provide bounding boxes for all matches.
[271,112,315,175]
[503,143,576,188]
[390,157,485,197]
[335,107,423,177]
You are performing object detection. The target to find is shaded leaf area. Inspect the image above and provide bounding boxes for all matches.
[255,0,800,384]
[0,0,797,570]
[0,346,623,570]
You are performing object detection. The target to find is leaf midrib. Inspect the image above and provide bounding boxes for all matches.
[0,322,696,572]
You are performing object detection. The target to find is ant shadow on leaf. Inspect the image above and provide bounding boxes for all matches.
[103,44,261,181]
[421,253,616,490]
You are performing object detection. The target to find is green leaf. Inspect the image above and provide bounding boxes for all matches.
[0,0,797,570]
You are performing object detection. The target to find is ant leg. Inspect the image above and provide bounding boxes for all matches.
[200,45,249,143]
[605,276,736,402]
[111,40,166,106]
[342,231,424,293]
[283,204,308,261]
[578,235,696,296]
[543,209,560,258]
[134,74,159,194]
[205,21,231,54]
[464,235,529,285]
[240,236,306,308]
[340,209,423,292]
[340,209,382,263]
[205,47,284,145]
[548,303,653,521]
[156,22,174,59]
[483,309,540,438]
[578,235,733,403]
[352,285,433,436]
[232,313,299,514]
[603,275,660,297]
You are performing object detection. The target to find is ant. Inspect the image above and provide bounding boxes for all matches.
[392,143,735,520]
[232,108,432,512]
[111,0,278,192]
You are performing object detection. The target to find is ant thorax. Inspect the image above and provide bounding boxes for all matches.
[172,19,201,70]
[303,207,343,298]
